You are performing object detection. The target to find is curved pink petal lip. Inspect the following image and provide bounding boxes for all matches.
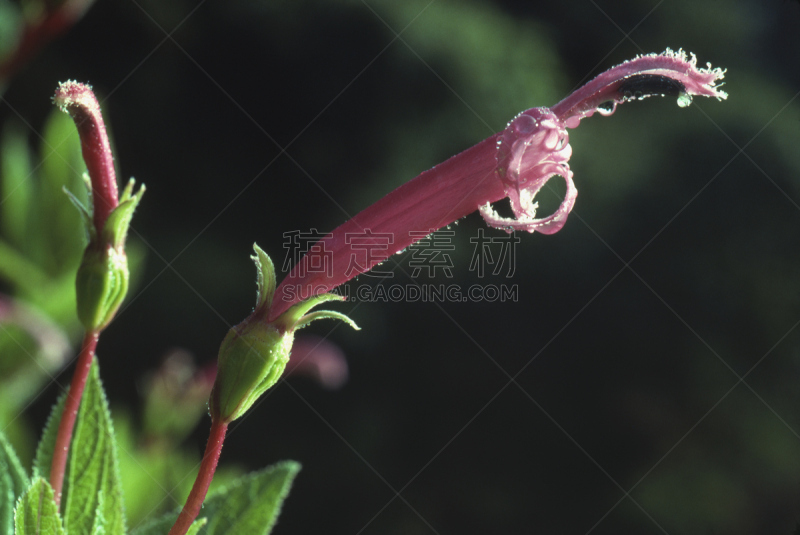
[552,48,727,126]
[268,48,726,321]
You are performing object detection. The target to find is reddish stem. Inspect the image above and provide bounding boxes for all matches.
[168,419,229,535]
[49,329,99,507]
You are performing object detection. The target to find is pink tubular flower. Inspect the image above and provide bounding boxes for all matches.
[269,48,726,320]
[53,80,119,234]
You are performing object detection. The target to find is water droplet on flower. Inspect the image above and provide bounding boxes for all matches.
[513,114,537,135]
[597,101,617,116]
[676,93,693,108]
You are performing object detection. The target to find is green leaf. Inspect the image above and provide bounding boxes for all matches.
[1,431,29,535]
[0,468,13,535]
[0,239,52,298]
[13,478,65,535]
[32,391,67,481]
[62,358,126,535]
[0,122,33,252]
[0,434,28,492]
[186,518,207,535]
[130,516,206,535]
[202,461,300,535]
[0,1,22,68]
[90,491,106,535]
[36,109,87,276]
[130,461,300,535]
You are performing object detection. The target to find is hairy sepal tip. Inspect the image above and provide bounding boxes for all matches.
[53,80,98,114]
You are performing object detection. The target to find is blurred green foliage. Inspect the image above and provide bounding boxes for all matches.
[0,110,86,325]
[114,410,242,526]
[0,109,86,466]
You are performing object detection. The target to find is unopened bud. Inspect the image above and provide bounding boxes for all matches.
[209,244,359,423]
[75,244,128,331]
[210,319,293,424]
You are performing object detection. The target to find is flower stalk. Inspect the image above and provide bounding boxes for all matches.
[48,81,144,507]
[167,419,228,535]
[49,329,98,506]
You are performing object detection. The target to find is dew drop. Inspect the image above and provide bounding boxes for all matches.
[676,93,693,108]
[597,101,617,116]
[513,114,537,135]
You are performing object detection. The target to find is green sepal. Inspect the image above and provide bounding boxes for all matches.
[1,431,30,535]
[276,293,348,330]
[252,243,275,313]
[210,248,358,423]
[63,183,94,242]
[287,292,342,317]
[211,294,359,423]
[74,179,143,332]
[211,319,293,423]
[75,244,129,331]
[101,178,144,250]
[293,309,360,331]
[14,478,65,535]
[277,292,360,332]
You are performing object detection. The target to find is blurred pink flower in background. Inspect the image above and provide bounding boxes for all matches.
[285,334,349,390]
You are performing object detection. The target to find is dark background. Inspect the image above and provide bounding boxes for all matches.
[3,0,800,533]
